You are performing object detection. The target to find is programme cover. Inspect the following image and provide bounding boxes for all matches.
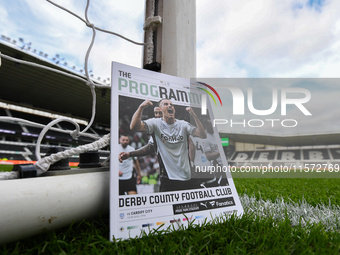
[110,61,243,240]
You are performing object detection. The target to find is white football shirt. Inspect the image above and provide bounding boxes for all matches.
[191,136,211,167]
[144,118,195,180]
[119,144,135,180]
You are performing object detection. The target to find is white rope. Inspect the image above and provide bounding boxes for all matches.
[78,0,97,137]
[18,0,111,176]
[0,133,110,180]
[35,118,80,161]
[0,116,109,179]
[0,116,103,180]
[0,171,20,180]
[0,116,99,140]
[79,86,96,136]
[0,51,100,140]
[0,0,153,178]
[1,0,105,168]
[35,133,110,175]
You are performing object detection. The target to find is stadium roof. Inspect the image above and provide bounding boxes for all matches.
[0,41,110,125]
[1,41,340,146]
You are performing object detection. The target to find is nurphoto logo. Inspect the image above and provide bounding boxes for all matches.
[197,80,312,129]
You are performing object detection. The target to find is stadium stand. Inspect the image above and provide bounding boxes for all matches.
[229,145,340,168]
[0,38,113,167]
[2,38,340,176]
[0,106,110,165]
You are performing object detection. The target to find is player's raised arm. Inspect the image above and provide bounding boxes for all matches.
[130,100,153,132]
[186,107,207,139]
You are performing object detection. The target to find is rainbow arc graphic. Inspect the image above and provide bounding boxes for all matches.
[196,82,223,106]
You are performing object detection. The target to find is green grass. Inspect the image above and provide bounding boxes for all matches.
[0,165,78,172]
[233,178,340,206]
[1,178,340,254]
[2,213,340,254]
[0,164,13,172]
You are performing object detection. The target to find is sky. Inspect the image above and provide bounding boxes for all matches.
[196,0,340,78]
[1,0,340,135]
[1,0,340,79]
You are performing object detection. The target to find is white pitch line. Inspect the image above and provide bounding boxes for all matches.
[240,194,340,231]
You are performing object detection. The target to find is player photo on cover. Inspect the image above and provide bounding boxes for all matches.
[110,61,243,241]
[117,95,230,194]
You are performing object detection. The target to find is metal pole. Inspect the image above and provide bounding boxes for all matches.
[143,0,196,78]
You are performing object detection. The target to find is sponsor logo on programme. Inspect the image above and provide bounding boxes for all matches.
[172,197,236,214]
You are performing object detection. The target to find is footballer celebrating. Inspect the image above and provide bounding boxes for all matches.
[130,99,206,192]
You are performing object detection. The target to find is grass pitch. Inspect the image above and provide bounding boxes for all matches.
[0,165,13,172]
[234,178,340,206]
[3,213,339,255]
[1,178,340,254]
